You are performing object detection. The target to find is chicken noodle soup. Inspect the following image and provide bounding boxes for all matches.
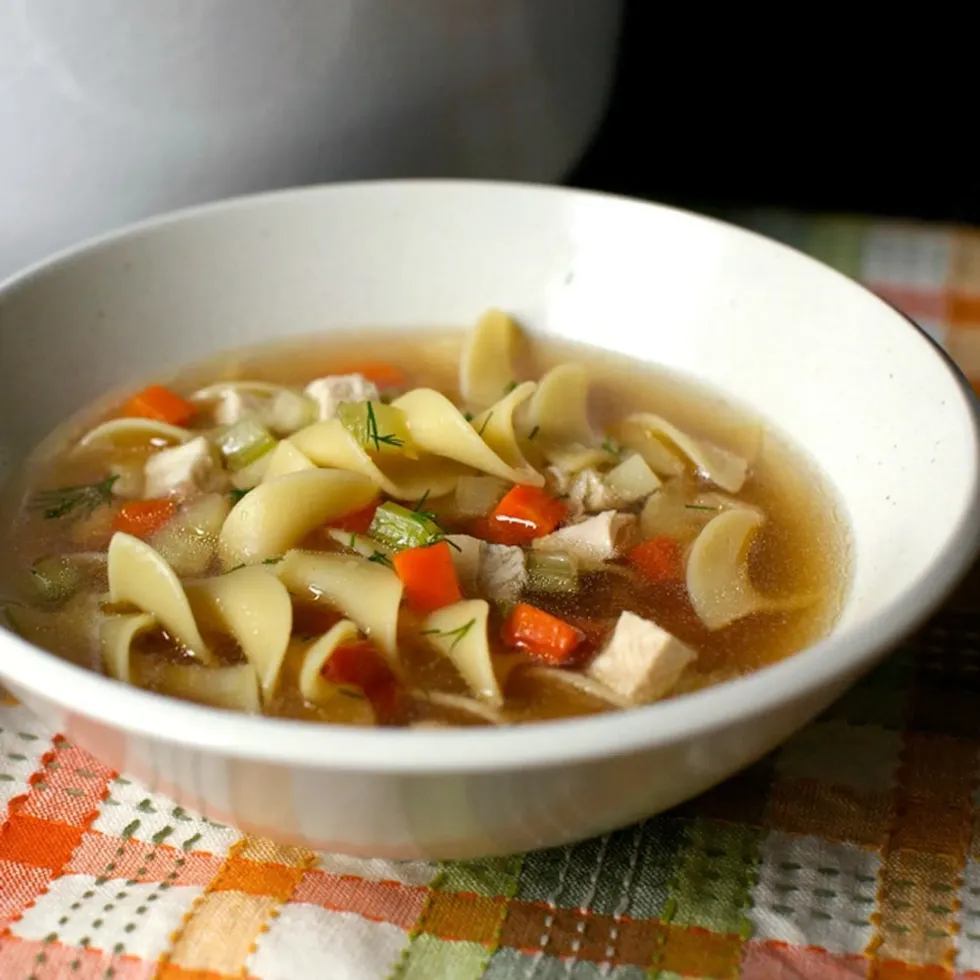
[0,311,850,727]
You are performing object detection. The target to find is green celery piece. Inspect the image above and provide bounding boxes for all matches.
[369,502,443,551]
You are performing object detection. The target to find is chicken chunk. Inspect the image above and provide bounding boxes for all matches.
[109,459,145,499]
[143,437,222,499]
[548,457,658,521]
[480,543,527,604]
[447,534,527,603]
[213,390,253,427]
[547,466,618,520]
[304,374,380,421]
[533,511,636,563]
[586,611,696,704]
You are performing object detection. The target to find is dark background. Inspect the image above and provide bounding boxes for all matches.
[567,3,969,225]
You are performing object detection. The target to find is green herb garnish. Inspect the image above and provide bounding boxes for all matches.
[503,380,518,394]
[477,413,493,436]
[528,425,540,441]
[365,401,404,451]
[368,551,394,567]
[339,401,412,455]
[228,488,250,504]
[29,475,119,520]
[413,491,461,552]
[262,556,283,565]
[602,437,623,457]
[685,504,720,512]
[420,617,476,652]
[463,411,474,422]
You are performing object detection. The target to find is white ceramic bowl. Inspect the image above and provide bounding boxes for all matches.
[1,182,978,860]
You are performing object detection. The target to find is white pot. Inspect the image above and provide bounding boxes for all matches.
[0,0,622,277]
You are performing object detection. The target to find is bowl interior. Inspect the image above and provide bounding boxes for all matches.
[0,181,978,766]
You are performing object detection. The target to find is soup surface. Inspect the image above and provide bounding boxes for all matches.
[0,311,850,727]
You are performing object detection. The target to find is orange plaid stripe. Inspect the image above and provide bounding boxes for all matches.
[65,831,223,886]
[866,731,978,973]
[0,860,51,926]
[18,739,114,827]
[160,836,316,976]
[0,936,154,979]
[290,868,428,928]
[157,967,230,980]
[740,942,870,979]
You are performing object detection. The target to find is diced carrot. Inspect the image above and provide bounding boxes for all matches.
[112,499,177,539]
[332,499,380,534]
[501,602,584,665]
[120,384,196,426]
[484,485,567,545]
[332,362,407,390]
[322,640,403,722]
[629,536,682,582]
[466,516,494,540]
[392,541,462,614]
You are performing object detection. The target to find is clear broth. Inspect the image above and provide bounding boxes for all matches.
[0,329,851,726]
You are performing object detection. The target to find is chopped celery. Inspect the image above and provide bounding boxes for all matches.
[453,475,509,518]
[150,493,231,577]
[337,401,417,457]
[29,555,83,603]
[369,502,444,551]
[527,552,579,594]
[215,417,277,471]
[605,453,660,504]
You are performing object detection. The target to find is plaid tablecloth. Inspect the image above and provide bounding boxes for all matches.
[2,212,980,979]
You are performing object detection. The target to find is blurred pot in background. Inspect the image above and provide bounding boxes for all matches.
[0,0,622,277]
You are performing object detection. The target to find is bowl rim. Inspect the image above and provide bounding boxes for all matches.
[2,178,979,773]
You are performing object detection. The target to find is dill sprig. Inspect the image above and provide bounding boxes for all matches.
[420,617,476,652]
[365,402,404,451]
[413,490,460,552]
[413,489,433,517]
[29,474,119,520]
